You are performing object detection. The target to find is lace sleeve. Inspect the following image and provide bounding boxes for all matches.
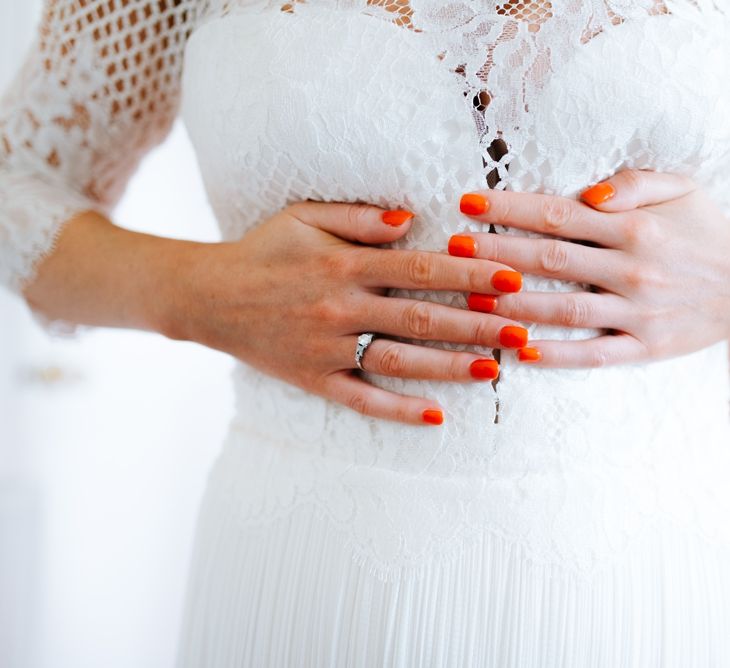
[0,0,198,326]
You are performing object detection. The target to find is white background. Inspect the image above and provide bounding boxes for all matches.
[0,2,234,666]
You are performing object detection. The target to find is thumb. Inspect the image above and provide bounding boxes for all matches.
[284,200,415,245]
[579,169,696,212]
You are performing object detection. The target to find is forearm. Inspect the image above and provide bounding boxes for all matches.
[20,210,203,335]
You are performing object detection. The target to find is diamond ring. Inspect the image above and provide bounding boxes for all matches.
[355,333,376,371]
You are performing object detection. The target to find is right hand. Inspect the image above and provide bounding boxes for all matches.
[164,201,529,426]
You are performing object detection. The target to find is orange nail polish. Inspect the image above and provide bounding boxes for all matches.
[422,409,444,425]
[469,359,500,380]
[499,325,529,349]
[448,235,478,258]
[467,293,498,313]
[460,193,489,216]
[517,347,542,363]
[382,209,414,226]
[491,270,522,293]
[580,182,615,207]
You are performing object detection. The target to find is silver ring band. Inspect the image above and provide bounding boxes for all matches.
[355,333,376,371]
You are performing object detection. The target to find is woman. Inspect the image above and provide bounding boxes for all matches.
[2,0,730,665]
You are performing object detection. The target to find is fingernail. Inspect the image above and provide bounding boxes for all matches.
[580,182,615,206]
[467,293,498,313]
[448,234,478,258]
[422,408,444,425]
[499,325,529,348]
[517,347,542,363]
[491,270,522,293]
[460,193,489,215]
[382,209,415,226]
[469,359,500,380]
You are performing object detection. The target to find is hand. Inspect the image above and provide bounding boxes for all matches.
[162,201,532,425]
[451,170,730,368]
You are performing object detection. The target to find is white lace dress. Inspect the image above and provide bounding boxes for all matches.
[3,1,730,666]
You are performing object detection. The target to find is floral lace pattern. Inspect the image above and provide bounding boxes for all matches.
[2,1,730,579]
[181,0,730,577]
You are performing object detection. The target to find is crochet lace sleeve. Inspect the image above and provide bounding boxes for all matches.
[0,0,197,329]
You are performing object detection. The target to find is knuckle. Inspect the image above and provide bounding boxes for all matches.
[621,169,645,194]
[471,316,494,346]
[345,202,372,239]
[405,301,435,338]
[622,266,644,291]
[622,212,661,247]
[311,297,343,324]
[623,264,664,294]
[404,252,436,287]
[478,234,499,261]
[492,294,515,318]
[560,295,593,327]
[494,198,513,226]
[541,197,574,234]
[640,266,667,292]
[378,343,407,376]
[345,203,372,237]
[465,263,486,292]
[392,405,411,424]
[322,247,360,279]
[320,249,347,277]
[588,346,611,368]
[346,392,372,416]
[538,240,570,275]
[448,354,468,379]
[620,215,642,245]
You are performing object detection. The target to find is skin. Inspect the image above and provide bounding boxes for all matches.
[457,170,730,368]
[22,169,730,426]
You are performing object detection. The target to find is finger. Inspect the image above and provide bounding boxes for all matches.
[357,297,531,349]
[285,200,416,245]
[513,333,648,368]
[339,336,500,382]
[579,170,697,212]
[356,247,524,295]
[458,189,622,247]
[449,232,629,292]
[486,291,635,330]
[320,370,445,426]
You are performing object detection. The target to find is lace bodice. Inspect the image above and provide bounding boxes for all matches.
[3,0,730,579]
[3,0,729,297]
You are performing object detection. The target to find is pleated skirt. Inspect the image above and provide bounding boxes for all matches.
[175,465,730,668]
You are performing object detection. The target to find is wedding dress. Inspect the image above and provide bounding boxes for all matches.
[2,0,730,665]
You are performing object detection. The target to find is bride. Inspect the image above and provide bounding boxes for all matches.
[2,0,730,665]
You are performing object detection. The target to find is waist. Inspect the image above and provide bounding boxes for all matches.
[228,339,730,479]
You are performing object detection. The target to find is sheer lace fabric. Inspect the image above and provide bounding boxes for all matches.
[180,0,730,575]
[3,1,730,664]
[0,0,198,331]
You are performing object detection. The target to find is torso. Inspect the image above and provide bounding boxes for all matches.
[180,0,730,577]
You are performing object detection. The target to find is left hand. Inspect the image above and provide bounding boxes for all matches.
[450,170,730,368]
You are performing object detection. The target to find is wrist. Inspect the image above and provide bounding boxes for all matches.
[148,237,231,343]
[145,236,203,341]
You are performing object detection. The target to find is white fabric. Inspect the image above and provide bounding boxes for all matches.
[2,1,730,665]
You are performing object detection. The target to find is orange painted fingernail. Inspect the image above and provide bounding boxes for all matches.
[499,325,529,348]
[491,270,522,292]
[580,182,615,207]
[469,359,500,380]
[422,409,444,425]
[517,347,542,363]
[448,235,478,258]
[467,293,498,313]
[382,209,415,226]
[460,193,489,215]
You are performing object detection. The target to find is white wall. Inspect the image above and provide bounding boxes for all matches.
[0,3,233,666]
